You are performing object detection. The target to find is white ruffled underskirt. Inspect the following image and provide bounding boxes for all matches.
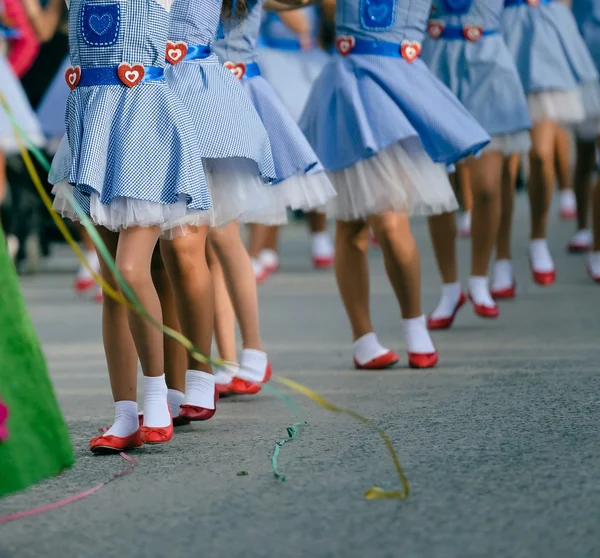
[325,138,458,221]
[484,130,532,155]
[52,157,336,238]
[527,88,585,125]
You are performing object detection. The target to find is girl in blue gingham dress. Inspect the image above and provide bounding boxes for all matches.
[213,0,336,280]
[300,0,490,370]
[49,0,217,453]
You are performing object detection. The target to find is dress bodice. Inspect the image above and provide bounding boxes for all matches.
[68,0,170,68]
[169,0,221,46]
[213,0,263,63]
[260,6,319,42]
[429,0,504,29]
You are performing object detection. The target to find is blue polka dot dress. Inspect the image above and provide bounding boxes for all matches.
[421,0,532,156]
[501,0,600,126]
[213,0,336,214]
[49,0,211,236]
[299,0,489,221]
[257,8,330,122]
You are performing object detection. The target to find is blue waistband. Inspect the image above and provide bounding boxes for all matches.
[78,65,164,87]
[184,44,212,61]
[504,0,551,6]
[261,36,302,51]
[242,62,261,80]
[437,26,498,40]
[347,38,404,58]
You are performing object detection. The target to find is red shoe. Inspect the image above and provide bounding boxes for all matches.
[255,268,269,284]
[491,282,516,300]
[179,389,219,421]
[90,430,143,453]
[136,413,190,428]
[468,294,499,319]
[408,351,438,369]
[312,255,334,269]
[140,422,174,444]
[230,362,273,394]
[567,236,592,253]
[531,267,556,286]
[216,381,233,396]
[427,292,467,330]
[354,350,399,370]
[560,207,577,221]
[75,277,95,293]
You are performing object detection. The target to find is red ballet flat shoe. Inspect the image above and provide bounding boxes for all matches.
[179,389,219,421]
[230,362,273,394]
[468,294,499,319]
[427,292,467,330]
[491,282,516,300]
[216,381,233,396]
[75,277,95,293]
[263,261,280,274]
[354,350,399,370]
[568,240,591,253]
[136,413,190,428]
[140,422,174,444]
[90,430,143,454]
[408,351,438,369]
[531,267,556,286]
[312,255,334,269]
[560,207,577,221]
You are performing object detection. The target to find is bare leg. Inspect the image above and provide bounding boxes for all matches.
[262,226,280,252]
[496,153,520,261]
[555,125,573,194]
[209,221,263,351]
[334,219,373,340]
[247,223,269,259]
[307,211,327,233]
[593,173,600,252]
[207,239,237,362]
[427,211,458,284]
[151,246,186,392]
[457,163,473,211]
[572,139,596,232]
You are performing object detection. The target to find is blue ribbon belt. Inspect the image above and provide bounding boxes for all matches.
[504,0,551,6]
[242,62,261,80]
[437,26,498,40]
[184,44,212,61]
[347,38,404,58]
[261,36,302,51]
[78,65,164,87]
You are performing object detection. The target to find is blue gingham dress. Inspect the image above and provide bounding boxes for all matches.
[502,0,600,125]
[299,0,489,220]
[421,0,531,155]
[165,0,288,226]
[257,8,330,122]
[213,0,336,213]
[49,0,211,235]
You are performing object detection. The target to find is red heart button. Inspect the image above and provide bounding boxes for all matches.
[427,21,445,39]
[336,35,355,56]
[118,63,145,88]
[224,61,246,80]
[463,25,483,42]
[526,0,540,5]
[64,66,81,90]
[400,40,421,63]
[165,41,188,65]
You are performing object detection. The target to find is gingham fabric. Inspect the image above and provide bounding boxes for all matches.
[50,0,211,216]
[166,0,276,180]
[213,0,263,64]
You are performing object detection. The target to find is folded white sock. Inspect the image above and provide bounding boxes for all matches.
[251,257,264,278]
[529,239,554,272]
[167,389,184,418]
[353,332,389,365]
[143,374,171,428]
[104,400,139,438]
[559,189,576,211]
[238,349,268,382]
[402,315,435,354]
[589,251,600,276]
[570,229,592,247]
[459,211,471,234]
[492,259,513,291]
[77,250,99,280]
[468,276,495,308]
[311,231,334,258]
[259,249,279,270]
[183,370,216,409]
[430,282,462,319]
[214,361,240,385]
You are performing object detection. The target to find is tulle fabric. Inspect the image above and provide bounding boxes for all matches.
[575,80,600,140]
[484,130,532,156]
[526,88,585,125]
[325,137,458,221]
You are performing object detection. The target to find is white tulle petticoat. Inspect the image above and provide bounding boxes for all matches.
[526,88,585,125]
[325,138,458,221]
[484,130,532,155]
[574,80,600,140]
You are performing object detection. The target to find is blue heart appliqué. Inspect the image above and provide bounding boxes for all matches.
[89,13,113,35]
[368,3,389,22]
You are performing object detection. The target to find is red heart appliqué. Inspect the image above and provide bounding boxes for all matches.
[336,35,355,56]
[64,66,81,90]
[165,41,188,65]
[427,21,445,39]
[463,25,483,42]
[224,61,246,80]
[400,40,421,63]
[526,0,540,5]
[118,63,145,88]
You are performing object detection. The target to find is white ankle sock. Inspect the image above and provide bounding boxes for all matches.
[183,370,216,409]
[468,276,495,308]
[430,282,462,319]
[559,189,576,211]
[529,239,554,272]
[167,389,184,418]
[570,229,592,247]
[259,249,279,270]
[77,250,99,279]
[143,375,171,428]
[238,349,268,382]
[492,259,513,291]
[402,315,435,354]
[214,361,239,385]
[251,257,264,278]
[589,251,600,276]
[459,211,471,234]
[353,332,389,365]
[311,231,334,258]
[104,400,139,437]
